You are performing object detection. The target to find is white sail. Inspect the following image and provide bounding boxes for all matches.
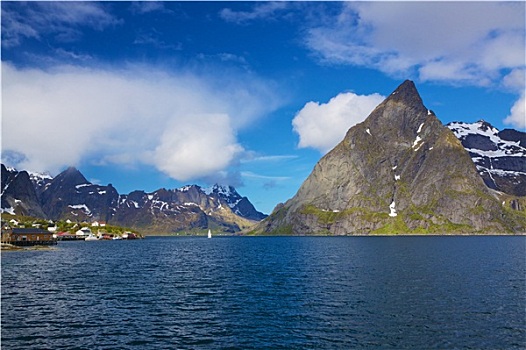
[207,229,212,238]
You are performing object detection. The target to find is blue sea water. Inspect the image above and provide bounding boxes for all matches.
[1,236,525,349]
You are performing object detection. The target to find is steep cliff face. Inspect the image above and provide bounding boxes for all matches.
[256,80,526,235]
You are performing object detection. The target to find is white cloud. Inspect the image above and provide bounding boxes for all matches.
[2,62,280,178]
[504,93,526,129]
[305,2,525,85]
[152,114,243,181]
[503,68,526,92]
[502,68,525,129]
[292,92,384,153]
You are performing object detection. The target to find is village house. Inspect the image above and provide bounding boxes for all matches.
[2,228,58,246]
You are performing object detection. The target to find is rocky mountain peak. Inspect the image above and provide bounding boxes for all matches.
[204,184,267,221]
[53,166,88,188]
[476,119,498,133]
[387,79,424,107]
[356,80,433,150]
[255,81,526,235]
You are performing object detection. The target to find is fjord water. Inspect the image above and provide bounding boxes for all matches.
[2,236,525,349]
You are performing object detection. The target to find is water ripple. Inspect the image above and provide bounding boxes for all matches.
[2,236,525,349]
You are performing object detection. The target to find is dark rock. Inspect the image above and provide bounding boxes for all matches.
[499,129,526,147]
[1,165,46,218]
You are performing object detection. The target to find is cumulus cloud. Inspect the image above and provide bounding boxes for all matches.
[2,62,280,179]
[503,68,526,92]
[152,114,243,181]
[504,93,526,129]
[502,68,526,129]
[292,92,384,153]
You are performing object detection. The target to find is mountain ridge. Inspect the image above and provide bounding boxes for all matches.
[1,164,267,234]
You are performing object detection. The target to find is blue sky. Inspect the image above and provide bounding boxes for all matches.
[2,1,525,214]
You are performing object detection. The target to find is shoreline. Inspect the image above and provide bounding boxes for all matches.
[145,232,526,237]
[1,243,58,251]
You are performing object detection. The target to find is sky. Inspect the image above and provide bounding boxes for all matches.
[2,1,525,214]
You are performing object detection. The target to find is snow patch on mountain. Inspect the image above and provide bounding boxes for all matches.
[29,171,52,181]
[204,184,239,209]
[389,201,397,217]
[68,204,92,215]
[1,206,16,215]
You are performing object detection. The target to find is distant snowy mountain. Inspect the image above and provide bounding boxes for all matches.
[1,165,266,234]
[447,120,526,196]
[204,184,267,221]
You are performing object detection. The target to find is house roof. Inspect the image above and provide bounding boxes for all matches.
[12,228,50,235]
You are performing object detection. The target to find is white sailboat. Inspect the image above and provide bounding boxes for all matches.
[207,229,212,239]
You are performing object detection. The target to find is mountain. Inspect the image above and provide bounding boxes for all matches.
[36,167,120,222]
[1,165,265,234]
[447,121,525,197]
[111,185,257,234]
[1,164,46,218]
[253,80,526,235]
[204,184,267,221]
